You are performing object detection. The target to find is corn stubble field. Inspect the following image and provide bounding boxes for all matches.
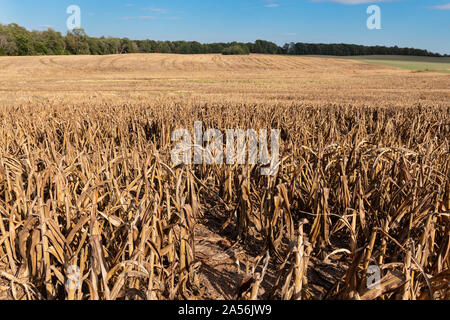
[0,54,449,300]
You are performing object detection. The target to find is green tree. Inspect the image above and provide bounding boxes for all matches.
[222,45,249,55]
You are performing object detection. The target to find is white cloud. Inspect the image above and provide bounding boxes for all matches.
[429,3,450,10]
[310,0,397,4]
[138,16,158,20]
[120,15,178,21]
[120,16,155,20]
[143,7,168,13]
[264,0,280,7]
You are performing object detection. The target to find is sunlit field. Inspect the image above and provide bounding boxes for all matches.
[348,55,450,74]
[0,54,449,300]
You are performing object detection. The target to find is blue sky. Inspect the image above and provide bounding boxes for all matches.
[0,0,449,54]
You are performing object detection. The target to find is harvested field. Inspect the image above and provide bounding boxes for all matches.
[0,53,448,107]
[0,54,449,300]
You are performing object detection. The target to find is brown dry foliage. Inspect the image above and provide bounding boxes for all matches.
[0,54,449,300]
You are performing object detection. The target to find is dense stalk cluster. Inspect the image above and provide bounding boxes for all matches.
[0,102,448,300]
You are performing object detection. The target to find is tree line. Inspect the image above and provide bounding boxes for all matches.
[0,23,447,57]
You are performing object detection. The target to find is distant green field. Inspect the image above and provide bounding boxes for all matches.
[348,55,450,74]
